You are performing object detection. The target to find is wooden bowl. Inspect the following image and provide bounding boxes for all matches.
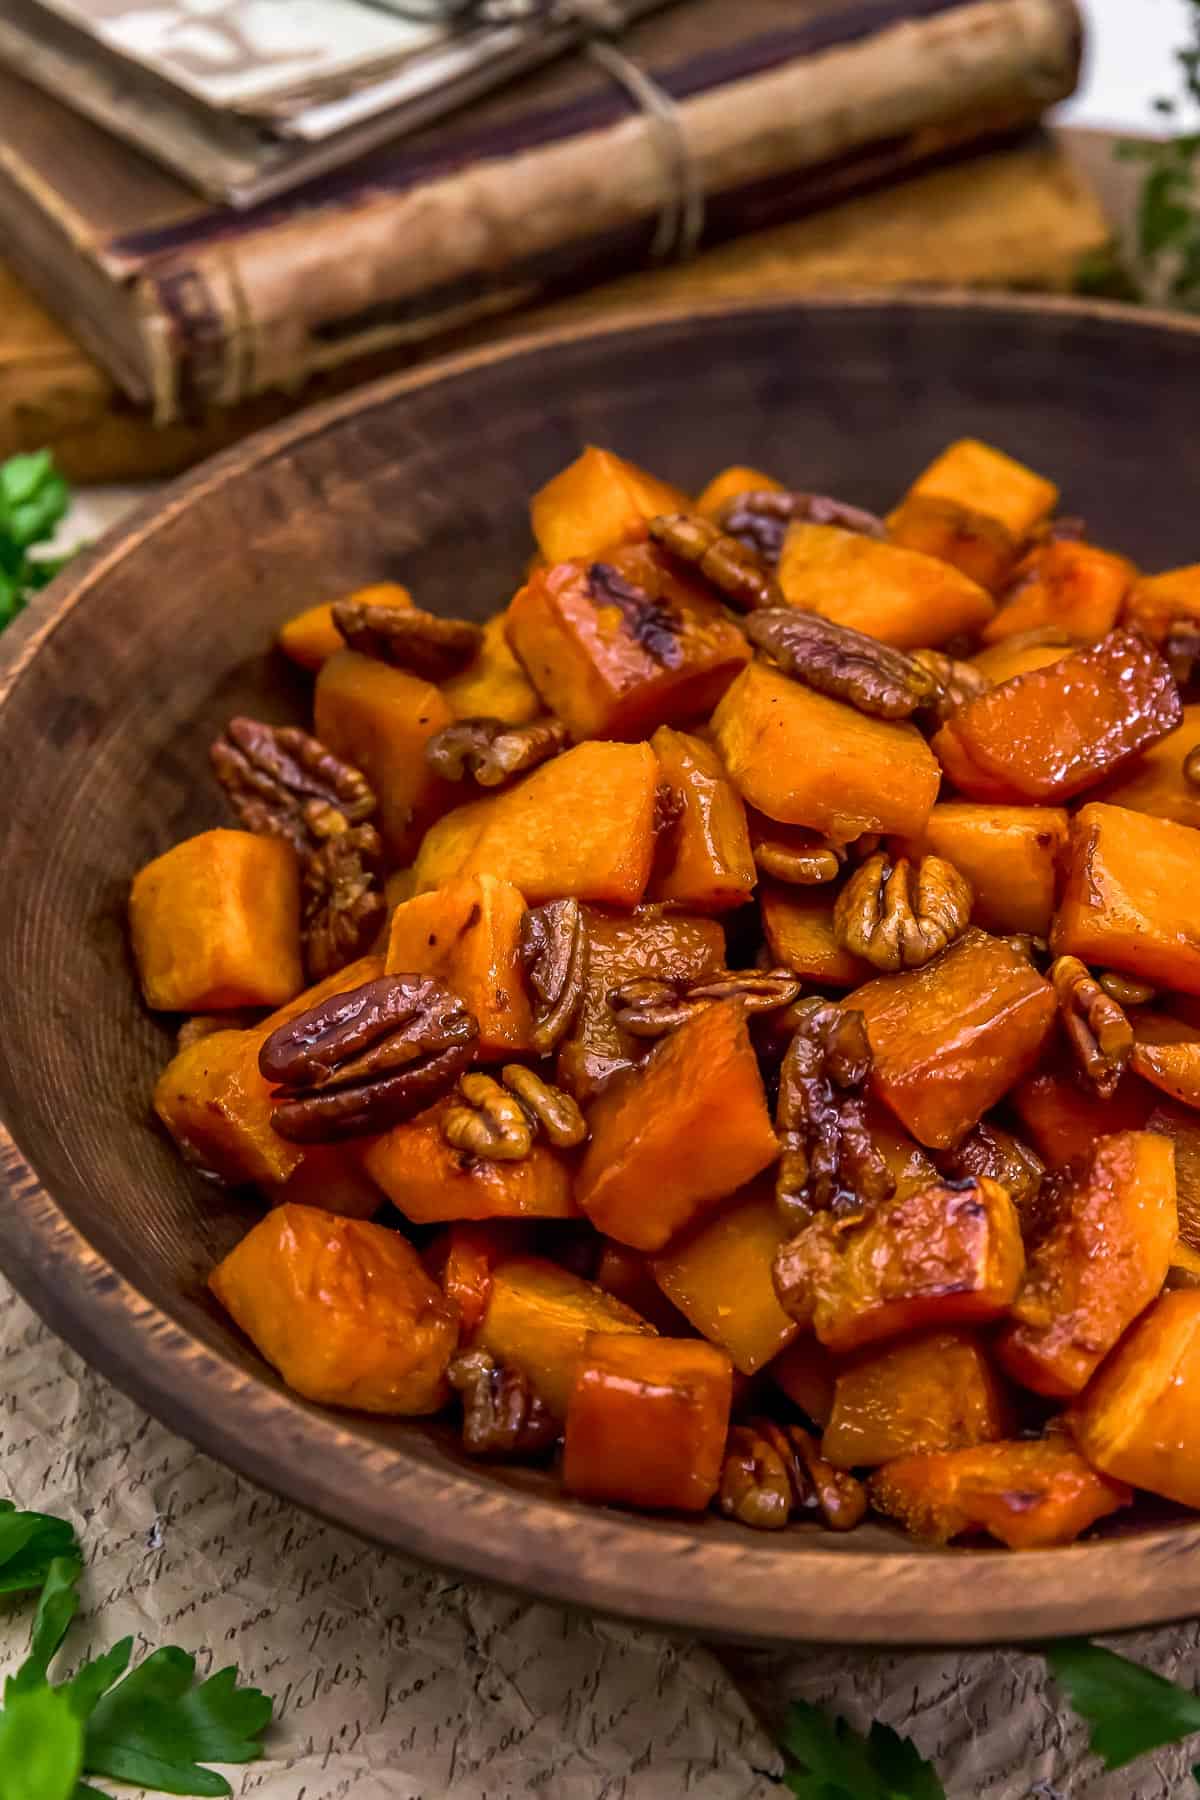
[4,293,1200,1647]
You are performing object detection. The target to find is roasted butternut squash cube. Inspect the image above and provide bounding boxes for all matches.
[1098,705,1200,831]
[362,1098,577,1224]
[759,882,870,987]
[647,726,755,911]
[530,446,691,563]
[970,629,1077,685]
[594,1242,692,1336]
[886,495,1018,593]
[577,999,780,1252]
[315,649,453,861]
[562,1334,732,1512]
[385,873,532,1056]
[1147,1103,1200,1251]
[981,540,1134,645]
[769,1337,838,1427]
[475,1255,655,1418]
[209,1204,458,1414]
[869,1440,1130,1549]
[822,1330,1010,1469]
[263,1144,385,1220]
[413,740,659,906]
[130,828,302,1012]
[903,438,1059,539]
[898,803,1068,937]
[933,632,1181,805]
[1071,1290,1200,1510]
[276,601,345,671]
[1012,1065,1154,1168]
[696,465,785,518]
[851,928,1057,1149]
[1132,1013,1200,1109]
[711,662,941,842]
[774,1177,1023,1353]
[997,1132,1177,1397]
[652,1185,799,1374]
[424,1220,524,1337]
[1122,563,1200,644]
[1052,803,1200,996]
[778,522,994,648]
[439,612,541,726]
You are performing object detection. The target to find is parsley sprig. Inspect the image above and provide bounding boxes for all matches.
[0,450,72,633]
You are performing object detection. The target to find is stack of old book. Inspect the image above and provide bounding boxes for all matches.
[0,0,1106,482]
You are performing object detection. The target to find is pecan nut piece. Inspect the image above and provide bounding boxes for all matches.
[646,512,783,613]
[520,898,587,1055]
[500,1063,588,1149]
[1097,970,1157,1007]
[609,969,800,1040]
[744,609,940,720]
[833,852,973,973]
[751,823,844,886]
[211,718,376,854]
[717,1419,866,1532]
[938,1122,1044,1220]
[260,974,478,1142]
[910,648,991,723]
[448,1349,558,1458]
[332,599,483,680]
[301,822,387,982]
[441,1065,588,1160]
[425,715,569,788]
[1163,618,1200,689]
[717,490,886,564]
[587,561,683,666]
[1050,954,1133,1099]
[775,999,893,1229]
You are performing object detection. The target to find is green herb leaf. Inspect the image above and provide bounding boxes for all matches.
[82,1651,274,1796]
[0,1503,81,1596]
[6,1558,83,1702]
[1046,1640,1200,1769]
[0,449,75,636]
[779,1700,946,1798]
[62,1639,134,1721]
[0,1684,84,1800]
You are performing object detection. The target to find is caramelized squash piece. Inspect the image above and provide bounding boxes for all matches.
[315,649,453,861]
[506,544,749,742]
[413,740,659,905]
[822,1330,1010,1469]
[1071,1290,1200,1509]
[530,446,691,563]
[933,632,1181,805]
[442,612,541,726]
[1098,705,1200,831]
[474,1255,654,1418]
[775,1177,1024,1353]
[277,581,412,671]
[209,1204,458,1414]
[563,1334,732,1512]
[385,873,533,1056]
[1132,1013,1200,1109]
[997,1131,1177,1397]
[770,1337,838,1427]
[1012,1065,1154,1168]
[363,1098,577,1224]
[263,1144,385,1220]
[981,540,1134,645]
[130,828,301,1012]
[594,1242,691,1336]
[898,802,1068,937]
[759,882,870,988]
[577,1000,780,1252]
[869,1440,1130,1549]
[1122,563,1200,644]
[903,437,1059,539]
[696,465,785,517]
[425,1221,524,1337]
[1052,803,1200,995]
[886,495,1018,593]
[851,928,1057,1149]
[711,662,941,842]
[1148,1102,1200,1251]
[652,1184,799,1374]
[778,522,994,648]
[647,726,755,911]
[970,630,1077,685]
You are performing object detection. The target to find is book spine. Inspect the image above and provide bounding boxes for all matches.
[134,0,1083,423]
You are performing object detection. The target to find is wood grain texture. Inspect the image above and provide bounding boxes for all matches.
[3,292,1199,1648]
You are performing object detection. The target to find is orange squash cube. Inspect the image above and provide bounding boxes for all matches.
[647,726,754,911]
[362,1098,577,1225]
[1122,563,1200,644]
[530,446,691,563]
[1132,1013,1200,1109]
[869,1440,1130,1548]
[1052,803,1200,995]
[562,1334,732,1512]
[263,1144,385,1220]
[982,540,1134,645]
[851,928,1057,1149]
[769,1337,838,1427]
[711,662,941,843]
[315,649,453,861]
[209,1205,459,1414]
[898,802,1068,937]
[696,465,785,518]
[1071,1290,1200,1510]
[385,873,532,1057]
[1011,1065,1154,1169]
[903,437,1059,539]
[970,630,1077,685]
[774,1177,1023,1353]
[759,882,870,987]
[277,582,414,671]
[594,1242,691,1336]
[1148,1103,1200,1251]
[577,999,780,1252]
[885,494,1018,593]
[997,1132,1177,1397]
[652,1184,799,1374]
[822,1330,1010,1469]
[778,522,994,648]
[441,612,541,727]
[424,1221,524,1337]
[131,828,302,1012]
[475,1255,655,1418]
[1097,705,1200,831]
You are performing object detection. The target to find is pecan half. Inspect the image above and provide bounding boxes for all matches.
[587,562,682,665]
[717,1419,866,1532]
[211,718,376,854]
[647,512,782,613]
[260,974,478,1142]
[1050,954,1133,1099]
[938,1122,1044,1220]
[717,490,886,564]
[775,999,893,1229]
[910,648,990,722]
[1164,619,1200,689]
[332,599,483,680]
[425,715,569,788]
[447,1350,558,1458]
[833,852,973,973]
[301,823,387,981]
[750,821,844,886]
[520,898,587,1055]
[609,968,800,1040]
[441,1065,587,1160]
[500,1063,589,1148]
[1097,970,1157,1007]
[744,609,940,720]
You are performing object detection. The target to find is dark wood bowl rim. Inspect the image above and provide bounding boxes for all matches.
[5,291,1200,1648]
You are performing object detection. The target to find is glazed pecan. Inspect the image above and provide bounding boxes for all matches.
[646,512,782,613]
[1163,618,1200,689]
[1185,745,1200,791]
[520,898,587,1055]
[332,598,483,680]
[1097,970,1158,1007]
[910,647,990,722]
[441,1065,588,1160]
[500,1063,589,1148]
[1050,954,1133,1099]
[608,968,800,1040]
[447,1350,558,1458]
[717,490,886,564]
[424,715,569,788]
[938,1122,1044,1220]
[587,562,682,665]
[260,974,478,1142]
[301,823,387,981]
[211,718,376,855]
[751,822,844,886]
[774,999,893,1229]
[744,609,940,720]
[717,1418,866,1532]
[833,852,973,973]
